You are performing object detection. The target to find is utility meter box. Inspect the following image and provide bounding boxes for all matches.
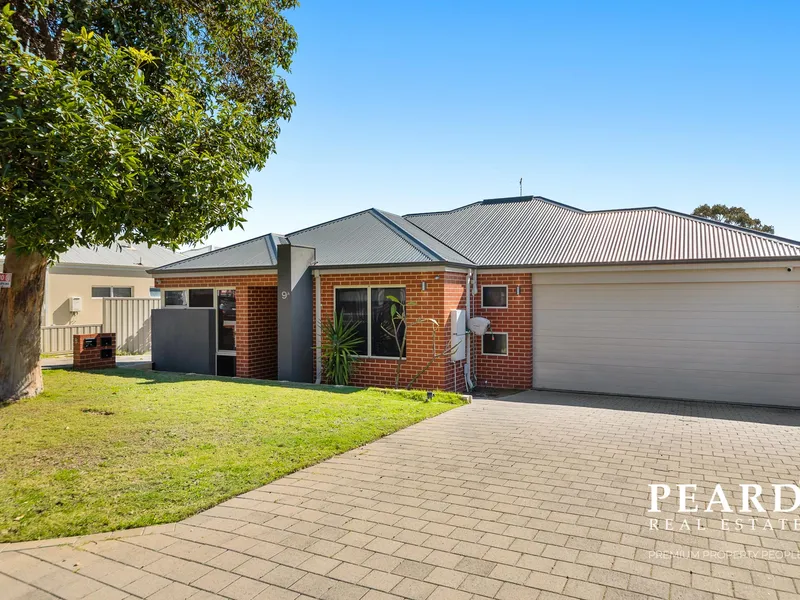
[450,309,466,361]
[69,296,82,312]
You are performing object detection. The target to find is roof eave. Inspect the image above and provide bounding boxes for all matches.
[480,256,800,270]
[148,265,278,276]
[312,260,475,270]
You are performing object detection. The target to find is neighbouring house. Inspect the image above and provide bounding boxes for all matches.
[149,195,800,406]
[42,244,183,327]
[0,243,214,328]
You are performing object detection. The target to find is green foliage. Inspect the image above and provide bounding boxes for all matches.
[0,0,297,259]
[692,204,775,234]
[319,311,363,386]
[0,369,458,541]
[366,387,468,405]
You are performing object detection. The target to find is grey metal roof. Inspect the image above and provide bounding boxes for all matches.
[153,234,286,272]
[152,208,476,274]
[405,196,800,266]
[150,195,800,274]
[288,209,474,267]
[57,243,182,268]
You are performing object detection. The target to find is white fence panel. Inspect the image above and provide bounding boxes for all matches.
[41,324,102,354]
[103,297,162,354]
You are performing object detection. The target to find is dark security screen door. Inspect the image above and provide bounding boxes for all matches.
[217,289,236,352]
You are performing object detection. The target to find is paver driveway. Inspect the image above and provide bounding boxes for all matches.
[3,390,800,600]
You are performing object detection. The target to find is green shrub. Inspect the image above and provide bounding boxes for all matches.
[319,312,363,386]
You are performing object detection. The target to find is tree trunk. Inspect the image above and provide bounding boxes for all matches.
[0,237,48,401]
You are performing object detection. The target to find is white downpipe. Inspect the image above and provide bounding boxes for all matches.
[464,269,475,391]
[314,270,322,384]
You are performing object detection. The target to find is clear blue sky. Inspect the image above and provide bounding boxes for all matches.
[203,1,800,248]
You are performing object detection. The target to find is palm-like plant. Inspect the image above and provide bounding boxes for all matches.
[319,312,363,385]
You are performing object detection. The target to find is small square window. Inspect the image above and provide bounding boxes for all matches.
[189,288,214,308]
[482,286,508,308]
[150,287,161,298]
[91,286,111,298]
[164,290,187,306]
[482,333,508,356]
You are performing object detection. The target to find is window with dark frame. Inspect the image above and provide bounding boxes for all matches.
[334,288,368,356]
[149,287,161,298]
[189,288,214,307]
[482,332,508,356]
[334,287,406,358]
[164,290,187,306]
[371,287,406,358]
[482,286,507,308]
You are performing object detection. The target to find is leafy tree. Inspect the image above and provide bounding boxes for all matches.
[0,0,297,400]
[692,204,775,234]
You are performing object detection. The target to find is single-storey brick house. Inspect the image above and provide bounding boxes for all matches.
[149,196,800,406]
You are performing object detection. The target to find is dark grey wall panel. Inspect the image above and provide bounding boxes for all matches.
[151,309,216,375]
[277,244,315,382]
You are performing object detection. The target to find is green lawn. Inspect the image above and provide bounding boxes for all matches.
[0,369,464,542]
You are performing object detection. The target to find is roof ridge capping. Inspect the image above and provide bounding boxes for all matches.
[287,208,375,237]
[481,195,535,205]
[370,208,446,262]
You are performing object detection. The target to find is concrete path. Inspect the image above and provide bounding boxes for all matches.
[3,391,800,599]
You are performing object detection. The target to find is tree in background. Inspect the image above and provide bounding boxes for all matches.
[0,0,297,400]
[692,204,775,234]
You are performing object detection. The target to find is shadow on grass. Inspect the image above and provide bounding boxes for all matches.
[77,367,364,394]
[495,389,800,427]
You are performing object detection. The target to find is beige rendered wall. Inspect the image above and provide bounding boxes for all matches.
[47,266,155,326]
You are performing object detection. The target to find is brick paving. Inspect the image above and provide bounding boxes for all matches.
[3,390,800,599]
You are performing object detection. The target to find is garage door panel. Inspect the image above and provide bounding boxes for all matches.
[536,336,800,375]
[535,362,799,406]
[533,278,800,404]
[534,282,800,312]
[535,316,798,344]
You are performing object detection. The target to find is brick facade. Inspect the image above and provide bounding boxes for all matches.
[153,273,278,379]
[73,333,116,370]
[316,270,468,391]
[154,269,532,391]
[472,272,533,389]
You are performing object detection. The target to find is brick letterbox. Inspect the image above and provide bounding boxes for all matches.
[73,333,116,370]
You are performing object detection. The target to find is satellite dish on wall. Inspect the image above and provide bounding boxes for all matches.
[467,317,491,336]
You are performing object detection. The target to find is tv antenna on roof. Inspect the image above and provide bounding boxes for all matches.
[519,177,523,196]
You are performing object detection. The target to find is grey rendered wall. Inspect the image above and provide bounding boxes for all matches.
[151,308,216,376]
[277,244,316,382]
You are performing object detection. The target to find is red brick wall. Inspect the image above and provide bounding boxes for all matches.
[73,333,116,370]
[316,271,467,391]
[443,271,468,392]
[473,273,532,389]
[155,269,532,390]
[154,273,278,379]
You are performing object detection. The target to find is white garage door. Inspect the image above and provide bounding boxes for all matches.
[533,276,800,406]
